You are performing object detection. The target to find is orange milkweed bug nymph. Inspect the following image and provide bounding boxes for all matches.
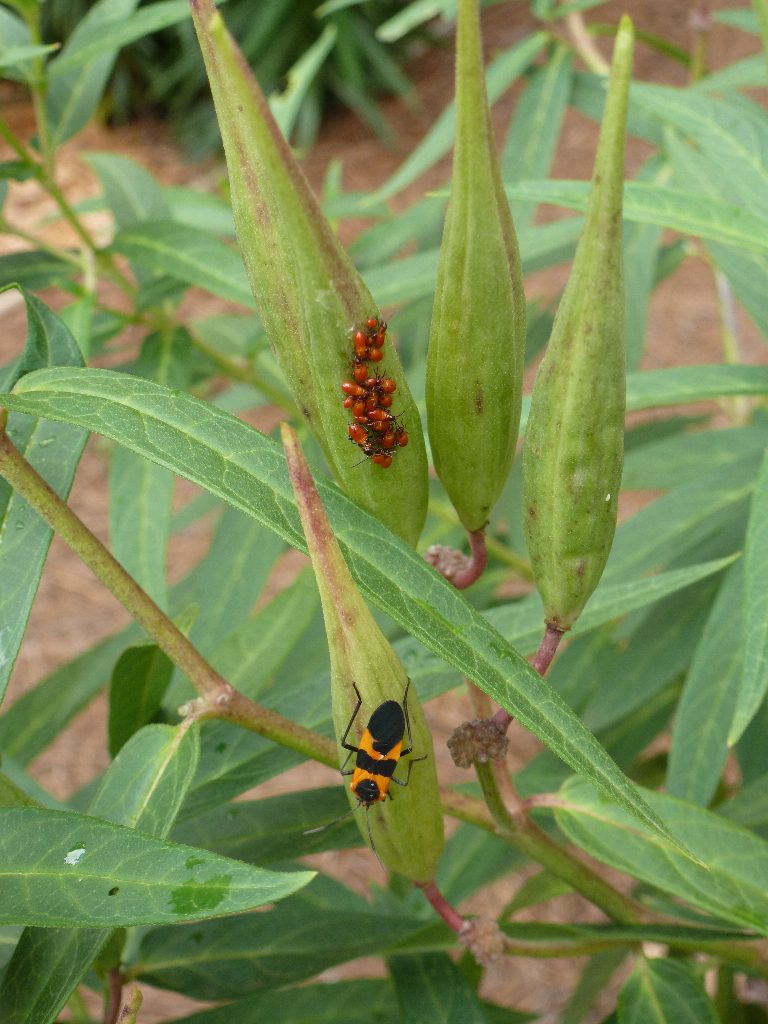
[306,681,426,863]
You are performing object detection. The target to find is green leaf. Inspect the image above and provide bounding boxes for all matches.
[501,45,573,231]
[718,772,768,832]
[108,645,174,757]
[84,152,170,228]
[45,0,141,145]
[109,333,187,608]
[555,776,768,933]
[0,806,313,927]
[504,178,768,254]
[487,555,738,659]
[369,32,549,203]
[631,85,768,221]
[172,505,286,656]
[202,568,319,697]
[109,443,172,607]
[562,949,627,1024]
[0,41,57,71]
[622,426,768,490]
[580,574,721,734]
[47,0,196,78]
[604,461,754,578]
[157,979,398,1024]
[0,367,685,851]
[107,221,254,307]
[730,448,768,743]
[389,953,490,1024]
[171,786,359,863]
[0,252,77,291]
[131,876,439,999]
[269,24,337,140]
[622,156,668,369]
[0,629,138,764]
[666,560,744,805]
[437,824,524,906]
[0,726,199,1023]
[519,364,768,431]
[617,958,719,1024]
[0,290,85,708]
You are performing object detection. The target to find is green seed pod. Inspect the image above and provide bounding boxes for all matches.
[523,17,634,630]
[426,0,526,533]
[191,0,428,546]
[282,424,444,882]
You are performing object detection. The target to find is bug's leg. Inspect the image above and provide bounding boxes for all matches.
[400,678,415,757]
[340,748,355,776]
[390,753,427,788]
[341,682,363,754]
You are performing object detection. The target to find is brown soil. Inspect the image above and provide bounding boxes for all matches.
[0,2,765,1021]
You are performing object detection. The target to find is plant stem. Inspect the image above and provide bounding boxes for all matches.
[531,621,565,674]
[0,428,336,767]
[418,881,466,934]
[103,969,123,1024]
[186,325,297,411]
[428,498,534,577]
[565,12,610,75]
[0,120,36,164]
[689,2,712,83]
[475,759,646,924]
[450,529,488,589]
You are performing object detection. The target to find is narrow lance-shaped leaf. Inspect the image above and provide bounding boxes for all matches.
[0,805,313,928]
[666,559,744,805]
[426,0,526,534]
[730,448,768,743]
[190,0,428,545]
[523,17,633,630]
[0,288,85,709]
[281,424,443,881]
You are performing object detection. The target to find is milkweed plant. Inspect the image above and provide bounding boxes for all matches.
[0,0,768,1019]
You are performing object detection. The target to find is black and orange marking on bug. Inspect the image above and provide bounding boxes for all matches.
[306,680,426,861]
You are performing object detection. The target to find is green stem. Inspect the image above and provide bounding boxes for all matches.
[186,325,297,411]
[0,428,336,767]
[565,12,610,75]
[0,119,37,164]
[0,219,85,269]
[475,759,646,924]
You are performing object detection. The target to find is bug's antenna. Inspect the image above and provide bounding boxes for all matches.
[365,805,385,870]
[303,803,357,836]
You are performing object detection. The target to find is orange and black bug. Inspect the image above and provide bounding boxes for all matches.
[338,680,426,857]
[306,681,426,860]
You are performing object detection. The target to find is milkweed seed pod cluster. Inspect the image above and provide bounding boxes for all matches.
[282,426,444,881]
[523,17,634,631]
[428,0,631,635]
[190,0,428,546]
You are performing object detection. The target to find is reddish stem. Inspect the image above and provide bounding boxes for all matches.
[490,622,564,733]
[530,621,565,675]
[104,968,123,1024]
[451,529,488,589]
[417,881,466,934]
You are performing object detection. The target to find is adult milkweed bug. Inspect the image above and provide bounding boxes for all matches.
[306,681,426,862]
